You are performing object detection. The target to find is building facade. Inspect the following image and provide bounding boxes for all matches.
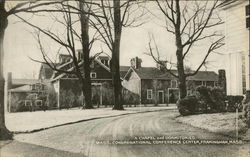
[221,0,250,95]
[122,57,222,104]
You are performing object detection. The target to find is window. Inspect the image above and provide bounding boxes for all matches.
[246,5,249,16]
[202,81,207,86]
[31,84,36,90]
[35,100,43,106]
[147,89,153,99]
[214,82,218,87]
[195,81,202,86]
[171,80,178,88]
[90,72,97,78]
[25,100,32,106]
[246,5,250,29]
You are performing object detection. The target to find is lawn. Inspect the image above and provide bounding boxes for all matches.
[175,112,249,140]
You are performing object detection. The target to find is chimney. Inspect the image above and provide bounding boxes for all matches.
[5,72,12,112]
[218,69,226,94]
[77,50,83,61]
[130,57,142,69]
[7,72,12,90]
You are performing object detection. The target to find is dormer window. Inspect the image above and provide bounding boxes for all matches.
[101,59,109,66]
[90,72,97,78]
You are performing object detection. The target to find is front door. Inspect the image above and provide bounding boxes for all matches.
[158,91,164,104]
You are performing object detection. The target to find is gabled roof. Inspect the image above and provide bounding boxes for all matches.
[187,71,219,81]
[9,82,46,92]
[39,63,57,79]
[51,58,111,81]
[120,66,131,78]
[12,79,41,85]
[125,67,218,82]
[133,67,173,80]
[9,85,32,92]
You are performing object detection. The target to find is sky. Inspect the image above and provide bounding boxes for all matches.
[3,1,227,79]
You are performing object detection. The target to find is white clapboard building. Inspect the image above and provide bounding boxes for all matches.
[221,0,249,96]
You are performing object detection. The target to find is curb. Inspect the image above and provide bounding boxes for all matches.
[13,108,177,134]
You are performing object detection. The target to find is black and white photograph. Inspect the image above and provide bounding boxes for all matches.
[0,0,249,156]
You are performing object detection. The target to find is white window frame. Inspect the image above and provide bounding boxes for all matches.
[90,72,97,78]
[201,81,206,86]
[25,100,32,106]
[171,80,178,88]
[147,89,153,99]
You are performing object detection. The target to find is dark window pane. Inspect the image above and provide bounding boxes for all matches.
[247,17,250,29]
[246,5,250,16]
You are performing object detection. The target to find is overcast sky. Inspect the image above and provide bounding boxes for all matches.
[3,1,227,79]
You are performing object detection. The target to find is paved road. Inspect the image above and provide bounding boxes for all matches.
[9,110,250,157]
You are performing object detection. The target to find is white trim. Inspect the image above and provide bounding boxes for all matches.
[92,79,112,81]
[157,90,164,103]
[123,67,141,80]
[171,80,178,88]
[57,80,60,108]
[25,100,32,106]
[202,81,207,86]
[90,72,97,78]
[147,89,153,99]
[94,58,111,72]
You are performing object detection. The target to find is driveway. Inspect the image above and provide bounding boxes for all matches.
[9,110,250,157]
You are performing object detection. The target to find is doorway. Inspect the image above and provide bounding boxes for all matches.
[157,90,164,104]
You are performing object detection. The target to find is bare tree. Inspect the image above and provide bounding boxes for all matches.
[0,0,67,140]
[17,1,103,109]
[89,0,146,110]
[148,0,224,99]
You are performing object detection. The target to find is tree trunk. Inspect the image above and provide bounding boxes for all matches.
[79,1,93,109]
[0,1,13,140]
[112,0,123,110]
[175,0,187,99]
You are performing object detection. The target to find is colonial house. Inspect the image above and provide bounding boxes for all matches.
[50,53,134,108]
[220,0,250,96]
[6,52,225,111]
[6,72,48,112]
[122,57,223,105]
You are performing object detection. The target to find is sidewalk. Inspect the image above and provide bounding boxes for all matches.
[5,105,176,133]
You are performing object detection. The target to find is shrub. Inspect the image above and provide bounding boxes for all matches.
[226,95,244,112]
[242,102,250,127]
[196,86,226,113]
[177,96,198,116]
[60,89,76,109]
[196,86,213,113]
[210,87,227,112]
[16,100,30,112]
[46,88,57,108]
